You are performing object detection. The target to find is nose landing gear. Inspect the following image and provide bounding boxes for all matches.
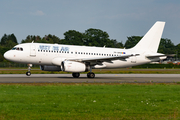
[26,64,32,76]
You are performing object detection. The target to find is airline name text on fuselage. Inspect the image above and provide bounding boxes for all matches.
[38,45,69,52]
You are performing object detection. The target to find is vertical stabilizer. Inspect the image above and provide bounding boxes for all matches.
[131,21,165,53]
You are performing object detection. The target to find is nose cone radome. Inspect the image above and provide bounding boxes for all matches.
[4,51,12,61]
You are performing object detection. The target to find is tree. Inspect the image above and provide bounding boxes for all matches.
[111,39,124,48]
[175,43,180,58]
[21,34,61,44]
[0,53,3,62]
[41,34,60,43]
[0,34,18,48]
[158,38,175,54]
[124,36,142,49]
[83,28,112,47]
[61,30,84,45]
[21,35,41,43]
[10,34,18,43]
[0,34,8,45]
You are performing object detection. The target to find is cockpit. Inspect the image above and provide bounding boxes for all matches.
[12,47,23,51]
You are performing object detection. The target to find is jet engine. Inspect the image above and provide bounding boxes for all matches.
[40,65,61,71]
[61,61,90,72]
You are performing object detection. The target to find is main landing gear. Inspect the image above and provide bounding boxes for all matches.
[26,64,32,76]
[72,73,80,78]
[87,72,95,78]
[72,72,95,78]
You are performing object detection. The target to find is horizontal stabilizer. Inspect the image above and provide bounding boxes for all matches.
[146,53,166,58]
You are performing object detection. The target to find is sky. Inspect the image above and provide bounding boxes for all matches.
[0,0,180,45]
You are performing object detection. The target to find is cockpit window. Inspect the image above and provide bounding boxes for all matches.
[12,47,16,50]
[12,47,23,51]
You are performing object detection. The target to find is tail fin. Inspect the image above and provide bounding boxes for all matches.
[131,21,165,53]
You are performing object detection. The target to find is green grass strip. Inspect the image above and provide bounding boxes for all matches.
[0,84,180,119]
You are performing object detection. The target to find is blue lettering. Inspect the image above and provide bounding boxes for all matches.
[53,46,59,51]
[39,45,51,50]
[60,47,69,52]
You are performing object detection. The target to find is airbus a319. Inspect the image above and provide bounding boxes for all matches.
[4,21,166,78]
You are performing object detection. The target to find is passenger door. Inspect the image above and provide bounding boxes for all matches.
[30,45,36,57]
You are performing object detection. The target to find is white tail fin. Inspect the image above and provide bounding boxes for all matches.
[131,21,165,53]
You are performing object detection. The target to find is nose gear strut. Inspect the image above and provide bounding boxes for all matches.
[26,64,32,76]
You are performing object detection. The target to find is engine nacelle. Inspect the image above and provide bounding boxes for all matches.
[61,61,89,72]
[40,65,61,71]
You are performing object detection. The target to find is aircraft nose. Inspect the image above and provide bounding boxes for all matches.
[4,51,12,61]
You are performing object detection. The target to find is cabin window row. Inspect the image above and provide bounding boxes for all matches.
[38,50,119,56]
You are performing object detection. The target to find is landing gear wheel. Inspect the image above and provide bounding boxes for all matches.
[72,73,80,78]
[87,72,95,78]
[26,71,31,76]
[26,64,32,76]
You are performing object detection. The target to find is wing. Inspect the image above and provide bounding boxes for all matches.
[67,54,134,62]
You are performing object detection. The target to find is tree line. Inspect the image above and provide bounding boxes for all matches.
[0,28,180,62]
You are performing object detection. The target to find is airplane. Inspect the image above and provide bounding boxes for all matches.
[4,21,166,78]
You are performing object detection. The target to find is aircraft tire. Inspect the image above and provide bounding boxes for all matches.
[72,73,80,78]
[87,72,95,78]
[26,72,31,76]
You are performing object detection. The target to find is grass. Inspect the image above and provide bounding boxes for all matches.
[0,83,180,119]
[1,68,180,74]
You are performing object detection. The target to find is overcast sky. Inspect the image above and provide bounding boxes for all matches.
[0,0,180,45]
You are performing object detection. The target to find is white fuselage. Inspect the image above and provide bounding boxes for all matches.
[4,43,151,69]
